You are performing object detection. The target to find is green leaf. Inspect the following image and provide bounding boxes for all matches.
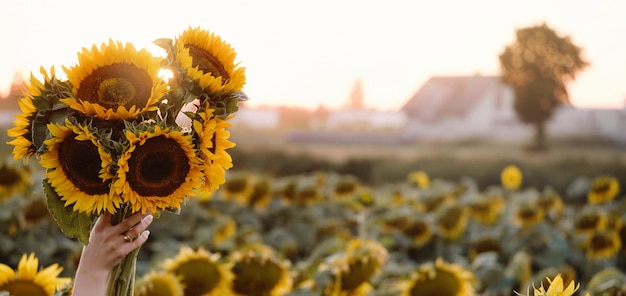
[43,178,95,245]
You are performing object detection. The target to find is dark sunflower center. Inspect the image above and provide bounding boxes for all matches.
[0,166,22,186]
[97,77,137,106]
[186,44,230,81]
[576,215,600,231]
[592,182,610,194]
[405,221,429,237]
[472,239,500,255]
[335,182,356,195]
[590,233,613,250]
[439,208,463,229]
[77,63,152,110]
[127,136,190,197]
[409,271,461,296]
[1,280,48,296]
[58,137,110,195]
[225,178,248,193]
[232,260,282,295]
[174,259,220,295]
[518,208,538,220]
[341,259,378,290]
[24,199,50,224]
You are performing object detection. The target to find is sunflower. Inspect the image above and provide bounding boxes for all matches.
[0,162,31,201]
[530,274,586,296]
[248,174,273,209]
[467,194,505,226]
[218,171,254,205]
[62,39,168,120]
[582,229,622,260]
[587,175,620,205]
[211,216,237,247]
[323,238,388,295]
[39,120,120,214]
[175,26,246,93]
[281,177,323,205]
[407,171,430,189]
[229,243,293,296]
[163,246,234,296]
[501,165,523,190]
[468,236,501,262]
[572,207,607,235]
[403,217,433,248]
[401,258,477,296]
[115,125,203,214]
[134,270,184,296]
[6,67,56,162]
[538,188,564,222]
[435,204,468,240]
[332,175,361,199]
[511,199,545,229]
[586,268,626,296]
[193,104,236,195]
[22,198,52,228]
[0,253,70,296]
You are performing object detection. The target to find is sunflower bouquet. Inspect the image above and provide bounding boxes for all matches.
[6,26,247,295]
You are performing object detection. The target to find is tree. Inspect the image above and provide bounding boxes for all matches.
[499,23,588,150]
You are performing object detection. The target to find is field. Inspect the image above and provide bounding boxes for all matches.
[1,123,625,295]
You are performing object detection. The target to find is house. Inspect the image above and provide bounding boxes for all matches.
[401,75,529,141]
[400,75,626,143]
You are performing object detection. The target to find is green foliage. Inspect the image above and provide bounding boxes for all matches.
[43,178,95,245]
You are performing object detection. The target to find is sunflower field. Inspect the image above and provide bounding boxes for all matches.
[1,141,625,295]
[0,25,625,296]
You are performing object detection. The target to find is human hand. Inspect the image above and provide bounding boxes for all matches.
[73,211,153,295]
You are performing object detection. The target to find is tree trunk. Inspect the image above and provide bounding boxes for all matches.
[532,121,547,151]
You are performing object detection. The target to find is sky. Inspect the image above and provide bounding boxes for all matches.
[1,0,625,111]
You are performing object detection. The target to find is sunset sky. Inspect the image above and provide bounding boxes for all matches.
[1,0,625,110]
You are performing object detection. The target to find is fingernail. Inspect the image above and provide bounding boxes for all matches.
[145,215,153,223]
[144,230,150,238]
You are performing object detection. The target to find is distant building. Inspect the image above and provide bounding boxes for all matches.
[401,75,626,143]
[229,106,280,130]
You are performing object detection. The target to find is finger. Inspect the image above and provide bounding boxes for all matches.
[121,230,150,254]
[123,214,153,239]
[113,211,146,234]
[92,212,112,232]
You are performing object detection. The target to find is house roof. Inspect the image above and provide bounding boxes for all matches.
[401,75,507,121]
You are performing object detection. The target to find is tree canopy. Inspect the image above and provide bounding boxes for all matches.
[499,23,588,148]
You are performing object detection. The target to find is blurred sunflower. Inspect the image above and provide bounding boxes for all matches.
[6,67,57,162]
[501,165,523,190]
[332,175,361,199]
[467,194,505,226]
[21,198,52,228]
[572,207,607,235]
[219,171,254,205]
[248,175,273,209]
[0,253,71,296]
[281,177,323,205]
[435,204,469,240]
[468,236,501,262]
[212,216,237,247]
[401,258,477,296]
[134,270,184,296]
[585,268,626,296]
[420,192,454,213]
[403,217,434,249]
[39,120,120,214]
[192,103,236,195]
[0,162,31,201]
[175,26,246,93]
[229,243,293,296]
[511,199,545,229]
[587,175,620,205]
[538,188,564,222]
[163,246,234,296]
[115,125,203,214]
[407,171,430,189]
[323,238,388,296]
[582,229,622,260]
[62,40,167,120]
